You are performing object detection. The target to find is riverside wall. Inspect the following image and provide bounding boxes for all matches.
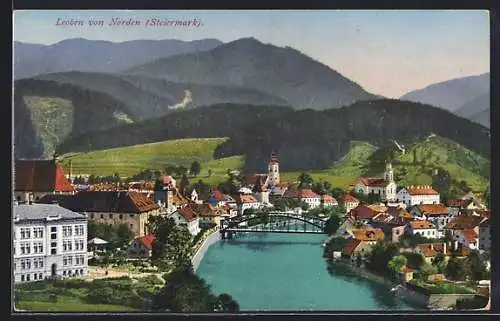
[331,260,475,310]
[191,230,221,272]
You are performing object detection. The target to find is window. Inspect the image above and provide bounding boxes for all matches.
[119,214,123,220]
[90,214,95,219]
[39,273,43,280]
[130,214,134,218]
[51,227,57,233]
[34,273,38,280]
[63,226,72,237]
[80,269,83,275]
[34,242,43,253]
[20,228,31,239]
[51,233,57,240]
[76,225,85,236]
[20,242,30,254]
[130,224,133,229]
[51,248,57,255]
[33,227,44,238]
[109,214,114,219]
[100,214,104,219]
[63,240,72,251]
[67,256,73,265]
[21,275,25,282]
[63,270,67,276]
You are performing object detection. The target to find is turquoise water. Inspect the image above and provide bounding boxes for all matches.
[196,233,425,311]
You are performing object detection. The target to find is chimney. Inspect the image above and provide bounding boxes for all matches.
[454,240,458,251]
[443,242,447,254]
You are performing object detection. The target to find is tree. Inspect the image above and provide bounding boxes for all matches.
[466,250,488,282]
[388,255,408,275]
[416,262,438,281]
[216,293,240,312]
[330,188,345,207]
[165,165,176,176]
[300,202,310,211]
[151,217,193,271]
[324,213,341,236]
[152,265,219,312]
[402,252,425,270]
[445,257,468,281]
[312,182,326,195]
[398,233,431,248]
[298,173,314,188]
[431,252,447,274]
[190,161,201,177]
[207,169,212,177]
[366,241,400,276]
[180,174,190,195]
[115,223,135,247]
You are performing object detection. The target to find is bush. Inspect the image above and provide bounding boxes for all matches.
[456,295,488,310]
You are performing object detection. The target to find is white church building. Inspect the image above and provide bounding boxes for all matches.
[353,162,397,202]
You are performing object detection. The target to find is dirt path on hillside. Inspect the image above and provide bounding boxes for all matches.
[84,266,165,284]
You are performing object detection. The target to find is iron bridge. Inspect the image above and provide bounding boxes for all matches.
[220,212,327,238]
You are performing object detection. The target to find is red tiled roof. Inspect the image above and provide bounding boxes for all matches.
[344,195,359,203]
[177,206,197,222]
[15,160,74,193]
[407,185,439,196]
[415,204,449,216]
[137,234,156,250]
[322,194,338,204]
[403,267,413,273]
[243,174,268,186]
[342,238,362,255]
[233,194,259,203]
[410,220,436,230]
[349,204,378,220]
[64,191,159,213]
[461,229,478,243]
[367,204,388,213]
[447,199,472,207]
[351,228,385,241]
[212,190,226,201]
[283,188,320,199]
[445,215,486,230]
[417,243,469,258]
[357,177,390,187]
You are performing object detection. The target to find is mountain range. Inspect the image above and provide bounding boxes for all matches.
[14,38,223,79]
[400,73,490,127]
[122,37,381,110]
[13,36,490,177]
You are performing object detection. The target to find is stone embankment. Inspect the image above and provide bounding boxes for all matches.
[191,230,221,272]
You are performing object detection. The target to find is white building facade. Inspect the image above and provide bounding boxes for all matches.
[353,162,397,202]
[13,204,88,283]
[396,186,440,206]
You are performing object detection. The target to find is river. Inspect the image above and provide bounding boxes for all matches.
[196,232,426,311]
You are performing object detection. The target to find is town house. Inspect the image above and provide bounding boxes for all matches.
[407,220,438,239]
[346,204,379,225]
[369,212,407,243]
[14,159,75,203]
[396,185,440,206]
[342,228,385,262]
[127,234,155,259]
[446,199,479,216]
[170,205,201,236]
[478,218,490,252]
[445,215,487,249]
[283,188,321,209]
[409,204,451,237]
[234,194,261,215]
[185,202,224,228]
[413,242,469,264]
[321,194,338,207]
[13,203,88,282]
[343,195,360,213]
[63,190,160,237]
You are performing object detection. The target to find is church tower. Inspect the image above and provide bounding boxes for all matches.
[384,160,394,182]
[267,152,280,187]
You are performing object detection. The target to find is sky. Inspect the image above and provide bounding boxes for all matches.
[13,10,490,98]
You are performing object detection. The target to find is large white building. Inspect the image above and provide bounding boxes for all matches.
[13,203,88,283]
[396,185,440,206]
[353,162,397,202]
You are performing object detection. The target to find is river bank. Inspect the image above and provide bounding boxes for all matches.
[192,230,221,272]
